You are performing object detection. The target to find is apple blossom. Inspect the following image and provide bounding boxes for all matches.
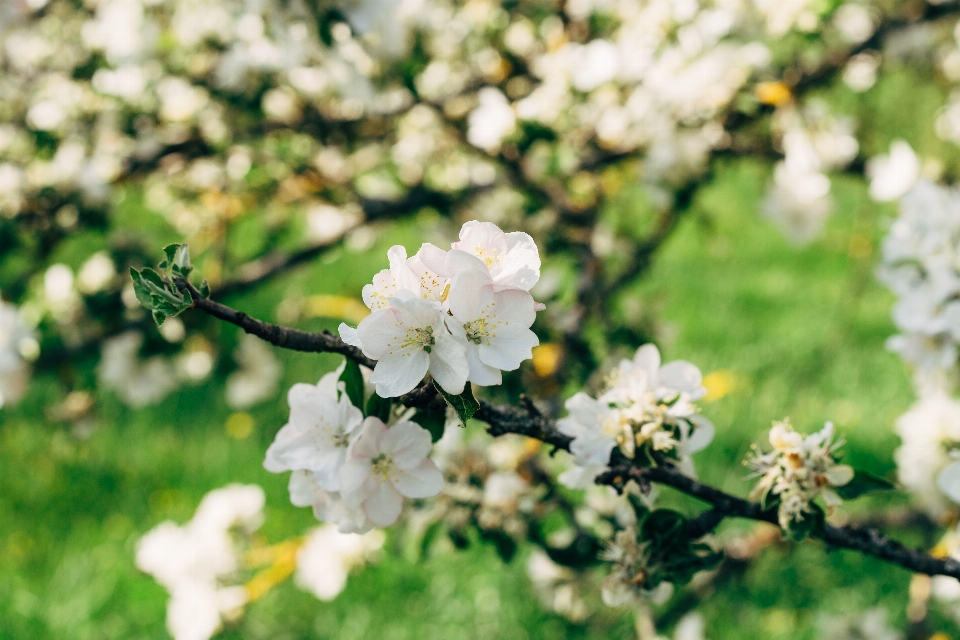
[294,524,384,601]
[339,417,444,527]
[263,372,364,491]
[287,470,374,534]
[445,252,539,386]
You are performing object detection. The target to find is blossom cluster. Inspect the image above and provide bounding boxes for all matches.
[136,484,383,640]
[135,484,264,640]
[556,344,714,489]
[265,364,444,529]
[746,420,853,531]
[340,220,542,397]
[0,297,36,409]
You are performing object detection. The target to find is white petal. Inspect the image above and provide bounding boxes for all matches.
[389,294,442,329]
[564,392,604,429]
[684,414,715,453]
[338,461,374,507]
[824,464,854,487]
[938,462,960,504]
[381,421,432,469]
[447,267,493,321]
[338,323,363,348]
[570,431,617,466]
[427,332,468,395]
[659,360,704,396]
[478,327,539,371]
[557,464,604,489]
[392,458,444,498]
[363,481,404,526]
[370,350,430,397]
[355,310,401,359]
[466,345,502,386]
[350,417,387,459]
[633,344,661,380]
[417,242,450,277]
[387,245,421,292]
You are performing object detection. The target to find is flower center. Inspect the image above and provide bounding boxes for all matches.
[332,428,351,448]
[403,325,436,353]
[464,318,491,344]
[473,244,504,267]
[371,453,396,481]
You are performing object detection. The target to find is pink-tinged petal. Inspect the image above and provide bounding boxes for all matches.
[338,323,362,348]
[466,346,502,386]
[658,361,704,396]
[445,248,490,277]
[478,327,538,371]
[338,460,374,507]
[633,344,661,380]
[370,349,430,397]
[392,458,444,498]
[387,245,420,293]
[363,481,404,526]
[356,309,402,359]
[447,268,494,321]
[428,333,468,395]
[381,421,433,468]
[350,417,387,459]
[496,231,540,290]
[457,221,509,257]
[417,243,450,277]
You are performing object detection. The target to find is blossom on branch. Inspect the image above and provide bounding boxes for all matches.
[746,420,853,531]
[557,344,714,489]
[339,417,444,527]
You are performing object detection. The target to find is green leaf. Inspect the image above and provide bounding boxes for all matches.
[197,280,210,298]
[365,392,392,422]
[641,509,688,544]
[338,359,365,410]
[833,469,896,500]
[419,520,444,559]
[152,310,167,326]
[434,381,479,426]
[130,269,154,308]
[412,408,447,443]
[162,244,179,266]
[479,529,517,563]
[782,503,824,542]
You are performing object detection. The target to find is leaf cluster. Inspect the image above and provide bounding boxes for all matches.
[129,244,209,326]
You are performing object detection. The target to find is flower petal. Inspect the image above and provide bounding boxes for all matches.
[370,349,430,397]
[466,345,502,386]
[338,460,374,507]
[381,421,432,469]
[392,458,444,498]
[363,481,404,526]
[428,332,468,395]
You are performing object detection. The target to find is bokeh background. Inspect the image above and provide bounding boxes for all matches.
[4,0,960,637]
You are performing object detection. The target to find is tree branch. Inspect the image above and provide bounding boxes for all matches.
[181,278,960,581]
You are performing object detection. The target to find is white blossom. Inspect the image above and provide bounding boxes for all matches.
[225,334,282,409]
[467,87,516,153]
[339,417,444,527]
[264,369,364,491]
[867,140,920,202]
[294,524,384,601]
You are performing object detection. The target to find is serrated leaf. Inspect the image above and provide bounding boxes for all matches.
[162,244,179,266]
[833,469,896,500]
[198,280,210,298]
[139,267,165,288]
[152,310,167,326]
[130,269,154,308]
[365,392,392,422]
[339,358,365,410]
[434,381,479,426]
[412,408,446,443]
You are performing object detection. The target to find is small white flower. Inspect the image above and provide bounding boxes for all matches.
[339,417,444,527]
[287,470,374,534]
[867,140,920,202]
[294,524,384,601]
[446,251,539,386]
[558,392,628,466]
[445,221,541,292]
[355,291,468,397]
[264,374,364,491]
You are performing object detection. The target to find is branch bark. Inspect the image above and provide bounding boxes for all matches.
[183,290,960,581]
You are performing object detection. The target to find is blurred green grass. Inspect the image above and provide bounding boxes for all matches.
[0,154,942,639]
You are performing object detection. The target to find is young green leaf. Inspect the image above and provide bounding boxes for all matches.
[338,358,365,410]
[833,469,896,500]
[434,381,479,426]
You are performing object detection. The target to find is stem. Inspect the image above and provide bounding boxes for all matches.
[183,290,960,580]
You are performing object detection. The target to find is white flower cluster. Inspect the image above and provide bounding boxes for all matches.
[265,365,444,529]
[556,344,714,489]
[0,298,36,409]
[762,102,858,244]
[294,524,384,601]
[878,180,960,380]
[746,420,853,530]
[339,220,542,397]
[599,525,673,608]
[135,484,265,640]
